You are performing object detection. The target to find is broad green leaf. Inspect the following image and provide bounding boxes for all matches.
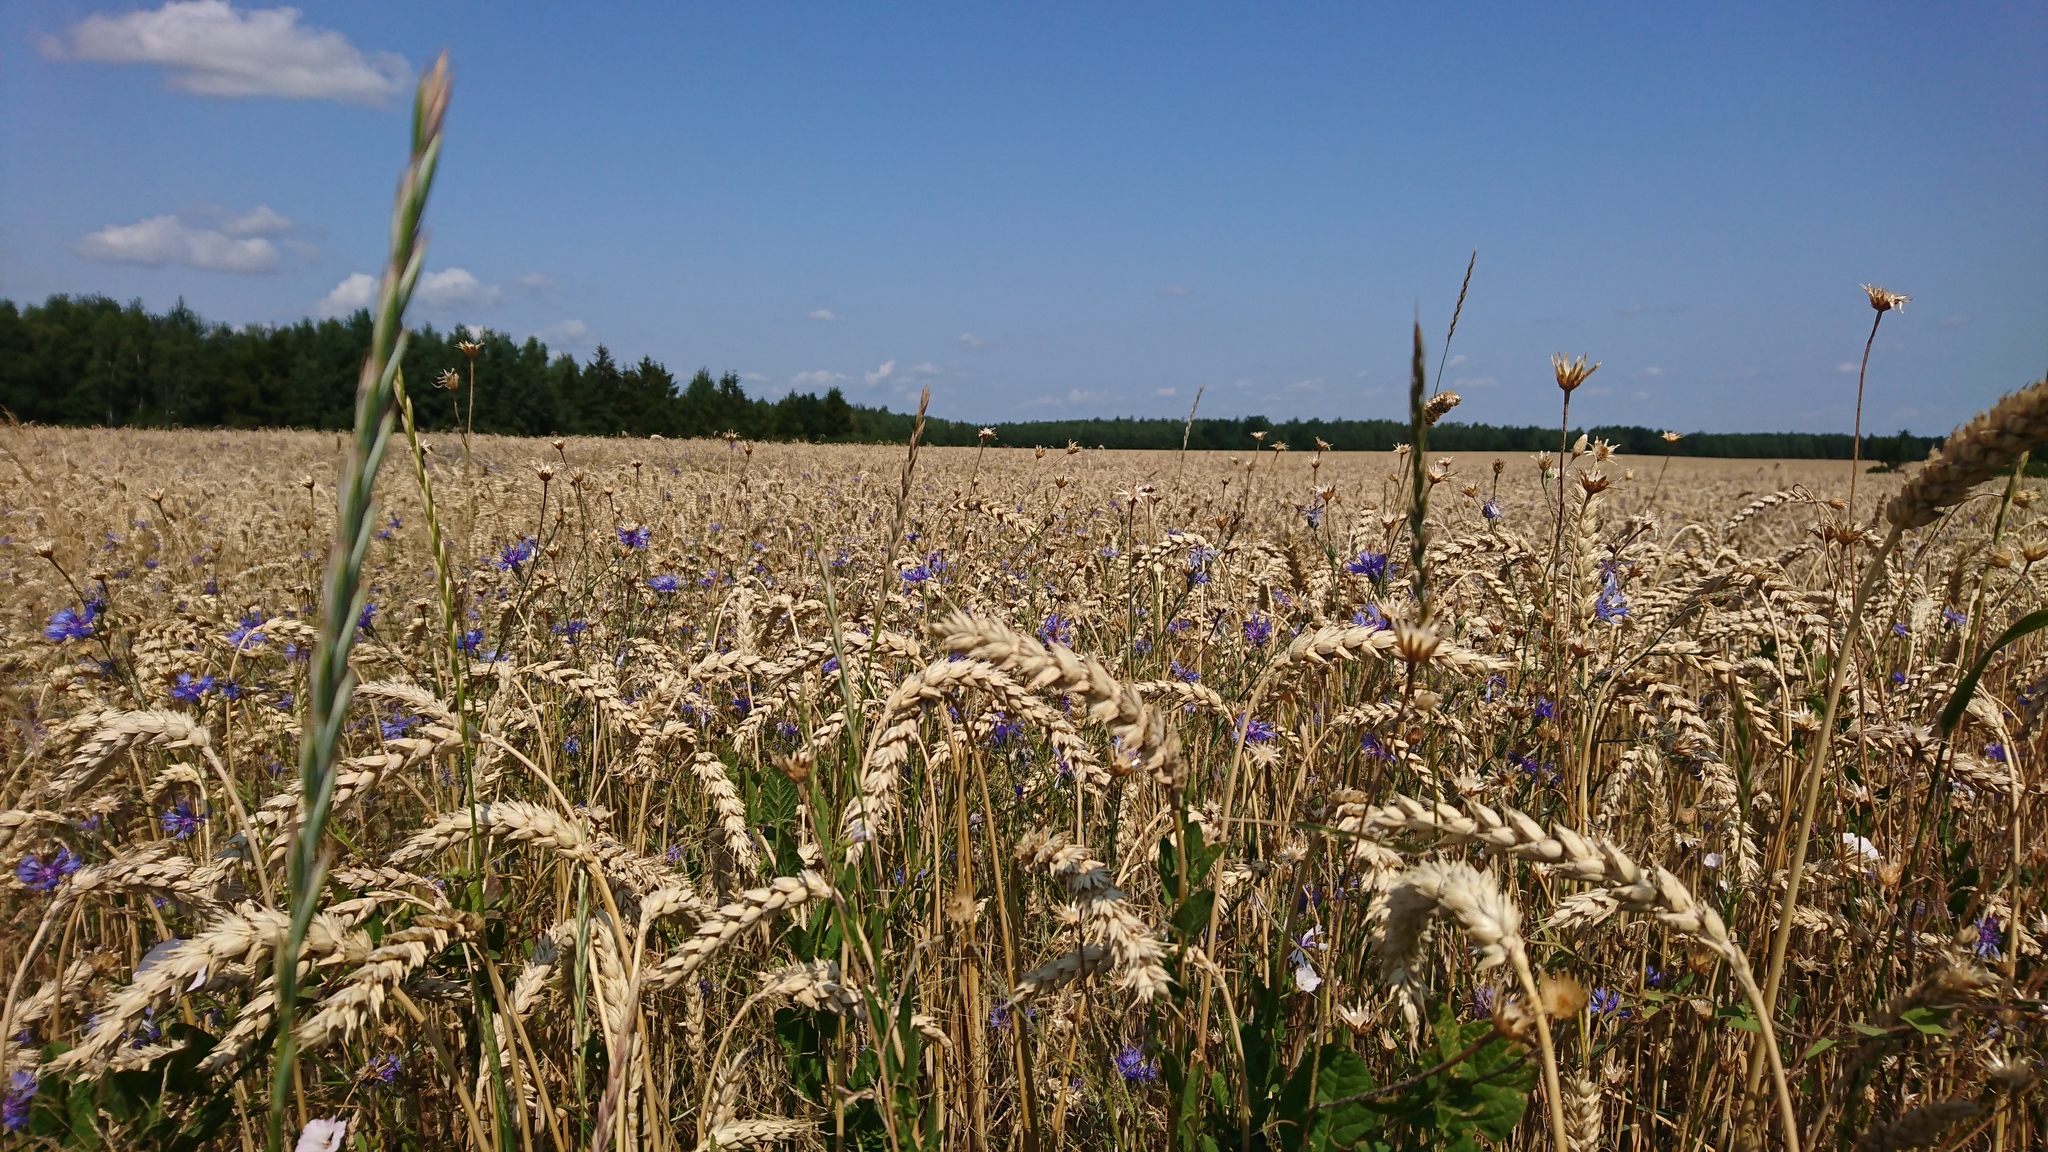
[1800,1037,1838,1061]
[1172,889,1218,942]
[1941,607,2048,735]
[1898,1007,1952,1036]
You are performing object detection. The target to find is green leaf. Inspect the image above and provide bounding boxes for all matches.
[1172,889,1218,943]
[1898,1007,1952,1036]
[1716,1004,1761,1034]
[1941,606,2048,735]
[1800,1038,1837,1061]
[1849,1020,1889,1038]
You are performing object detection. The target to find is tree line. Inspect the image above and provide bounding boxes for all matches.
[0,294,870,441]
[0,294,1940,460]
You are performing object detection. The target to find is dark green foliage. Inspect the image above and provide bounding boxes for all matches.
[0,295,860,441]
[0,295,1942,455]
[28,1026,237,1149]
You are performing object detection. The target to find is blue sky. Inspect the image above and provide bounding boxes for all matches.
[3,2,2042,433]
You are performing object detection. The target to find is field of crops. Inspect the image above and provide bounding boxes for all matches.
[0,386,2043,1151]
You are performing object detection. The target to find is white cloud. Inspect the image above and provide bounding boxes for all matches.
[808,309,838,322]
[47,0,410,105]
[1639,365,1664,378]
[1836,361,1859,374]
[219,204,291,235]
[1067,388,1099,405]
[534,319,589,348]
[77,213,280,272]
[316,272,375,316]
[415,268,500,310]
[958,332,984,348]
[1156,387,1177,397]
[1446,354,1466,368]
[512,271,559,293]
[864,360,896,386]
[1632,390,1650,400]
[1940,315,1968,329]
[792,370,846,387]
[1285,377,1325,394]
[1157,285,1191,297]
[739,372,768,383]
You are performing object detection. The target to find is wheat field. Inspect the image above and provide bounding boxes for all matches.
[0,396,2042,1152]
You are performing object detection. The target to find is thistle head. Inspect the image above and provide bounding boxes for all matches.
[1862,284,1910,313]
[456,339,483,359]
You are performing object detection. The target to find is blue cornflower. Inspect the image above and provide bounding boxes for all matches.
[457,629,484,655]
[1345,551,1389,580]
[1534,697,1557,721]
[617,526,650,550]
[1351,603,1388,630]
[1113,1044,1159,1084]
[380,714,420,740]
[1893,622,1910,637]
[564,735,581,756]
[1943,607,1967,628]
[1243,615,1273,648]
[990,715,1027,746]
[1166,617,1192,635]
[1984,743,2007,763]
[1468,985,1496,1018]
[1038,614,1075,647]
[1589,988,1626,1018]
[1170,660,1200,683]
[1482,498,1502,522]
[821,657,840,675]
[171,673,216,703]
[1100,545,1120,560]
[17,847,82,893]
[732,695,752,717]
[1300,503,1324,529]
[226,612,266,650]
[648,574,680,593]
[1360,733,1393,762]
[1185,546,1215,587]
[555,620,589,641]
[1973,916,2004,959]
[357,603,378,633]
[493,538,537,572]
[374,514,400,541]
[160,801,202,841]
[43,602,100,643]
[1593,571,1630,624]
[3,1070,36,1132]
[367,1054,402,1085]
[1236,714,1277,744]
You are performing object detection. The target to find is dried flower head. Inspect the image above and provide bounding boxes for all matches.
[1862,284,1910,313]
[1551,354,1600,393]
[1540,972,1589,1019]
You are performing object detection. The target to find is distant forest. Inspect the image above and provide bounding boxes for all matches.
[0,294,1942,460]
